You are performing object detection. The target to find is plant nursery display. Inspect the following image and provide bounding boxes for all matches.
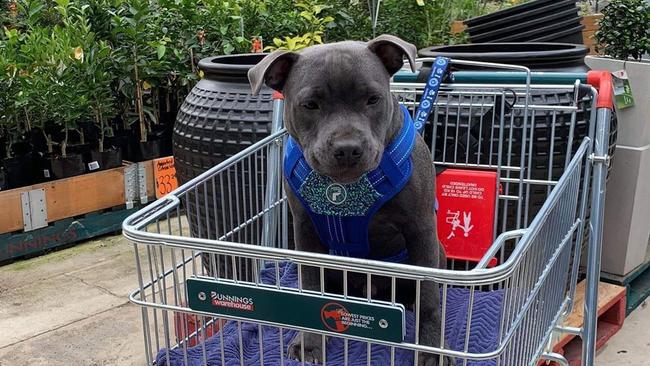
[1,0,509,190]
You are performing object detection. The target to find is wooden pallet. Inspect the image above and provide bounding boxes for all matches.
[540,280,626,366]
[0,158,171,263]
[602,247,650,315]
[0,161,155,235]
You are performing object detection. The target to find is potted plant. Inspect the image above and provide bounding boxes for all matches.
[586,0,650,147]
[110,0,163,161]
[0,72,21,190]
[0,89,24,189]
[1,25,47,188]
[41,63,87,180]
[585,0,650,277]
[0,30,21,189]
[22,1,88,181]
[83,40,123,171]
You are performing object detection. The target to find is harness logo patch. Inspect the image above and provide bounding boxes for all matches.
[325,183,347,205]
[321,302,350,332]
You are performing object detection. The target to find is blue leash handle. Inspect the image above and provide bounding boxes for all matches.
[412,57,450,134]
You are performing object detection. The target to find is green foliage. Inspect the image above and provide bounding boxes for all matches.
[2,0,116,156]
[265,0,333,51]
[0,30,24,158]
[320,0,509,48]
[1,0,509,160]
[596,0,650,60]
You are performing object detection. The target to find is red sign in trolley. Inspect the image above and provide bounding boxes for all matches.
[436,169,498,265]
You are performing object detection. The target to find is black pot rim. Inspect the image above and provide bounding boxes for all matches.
[43,152,84,161]
[91,146,122,153]
[198,53,268,78]
[418,43,588,63]
[3,155,31,163]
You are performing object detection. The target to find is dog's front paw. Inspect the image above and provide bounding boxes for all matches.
[288,333,324,364]
[418,352,453,366]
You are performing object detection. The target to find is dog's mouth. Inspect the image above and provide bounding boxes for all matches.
[310,150,382,184]
[327,170,365,184]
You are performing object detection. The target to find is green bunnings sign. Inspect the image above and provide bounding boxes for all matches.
[186,278,405,343]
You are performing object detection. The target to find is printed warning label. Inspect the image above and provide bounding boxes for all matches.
[440,181,485,200]
[436,169,498,264]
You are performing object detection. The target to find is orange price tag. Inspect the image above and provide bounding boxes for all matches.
[154,157,179,199]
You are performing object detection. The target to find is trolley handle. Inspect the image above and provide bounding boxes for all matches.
[586,70,614,110]
[393,70,588,85]
[393,70,616,111]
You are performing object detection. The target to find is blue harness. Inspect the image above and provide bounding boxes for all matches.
[283,57,450,262]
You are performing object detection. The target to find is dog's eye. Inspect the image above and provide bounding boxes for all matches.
[302,101,319,110]
[367,95,381,105]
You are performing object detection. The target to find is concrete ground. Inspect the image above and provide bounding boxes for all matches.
[0,233,648,365]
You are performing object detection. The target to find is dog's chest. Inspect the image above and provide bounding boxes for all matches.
[367,206,407,257]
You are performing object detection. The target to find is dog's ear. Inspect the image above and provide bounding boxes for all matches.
[248,50,299,95]
[367,34,417,75]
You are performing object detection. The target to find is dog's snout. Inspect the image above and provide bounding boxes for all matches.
[333,140,363,165]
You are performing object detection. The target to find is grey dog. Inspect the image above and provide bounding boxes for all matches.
[249,35,449,366]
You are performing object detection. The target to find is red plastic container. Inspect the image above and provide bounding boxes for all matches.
[174,310,223,347]
[436,169,498,264]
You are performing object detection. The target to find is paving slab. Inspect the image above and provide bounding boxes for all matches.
[0,273,126,348]
[0,303,145,366]
[596,300,650,366]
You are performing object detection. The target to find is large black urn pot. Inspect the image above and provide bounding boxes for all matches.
[418,43,617,250]
[174,54,274,177]
[173,54,275,277]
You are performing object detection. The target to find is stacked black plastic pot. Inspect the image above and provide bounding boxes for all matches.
[463,0,584,45]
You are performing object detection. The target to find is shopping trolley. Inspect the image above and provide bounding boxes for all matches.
[123,59,614,366]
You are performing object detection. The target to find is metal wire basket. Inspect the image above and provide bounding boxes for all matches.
[123,59,613,366]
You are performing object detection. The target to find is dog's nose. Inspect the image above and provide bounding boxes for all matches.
[333,141,363,165]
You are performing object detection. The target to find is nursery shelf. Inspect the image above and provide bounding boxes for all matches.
[0,158,173,263]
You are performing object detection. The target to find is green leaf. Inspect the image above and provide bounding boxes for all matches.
[142,107,157,124]
[29,4,45,17]
[286,37,296,50]
[223,42,235,55]
[157,45,166,59]
[299,11,313,21]
[55,0,70,8]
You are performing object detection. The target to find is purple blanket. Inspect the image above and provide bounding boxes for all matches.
[157,262,503,366]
